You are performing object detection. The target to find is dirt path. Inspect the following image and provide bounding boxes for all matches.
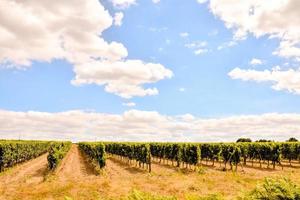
[55,144,95,181]
[0,153,48,199]
[0,145,98,200]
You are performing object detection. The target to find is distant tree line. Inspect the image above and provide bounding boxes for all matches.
[236,138,298,143]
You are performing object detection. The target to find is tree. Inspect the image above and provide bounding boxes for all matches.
[236,138,252,143]
[286,137,298,142]
[256,139,272,142]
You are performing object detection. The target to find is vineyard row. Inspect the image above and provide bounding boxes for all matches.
[0,140,71,171]
[80,142,300,172]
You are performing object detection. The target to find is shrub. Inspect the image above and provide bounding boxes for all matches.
[287,138,298,142]
[237,138,252,143]
[245,178,300,200]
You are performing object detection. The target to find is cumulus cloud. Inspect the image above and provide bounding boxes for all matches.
[208,1,300,94]
[250,58,263,66]
[0,0,115,66]
[0,109,299,142]
[110,0,136,9]
[72,60,173,98]
[208,0,300,60]
[229,67,300,95]
[0,0,172,98]
[114,12,124,26]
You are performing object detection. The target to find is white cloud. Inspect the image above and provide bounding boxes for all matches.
[210,1,300,94]
[185,41,207,49]
[152,0,160,4]
[148,27,168,32]
[122,102,136,107]
[217,41,237,50]
[184,41,208,55]
[180,114,195,121]
[273,40,300,59]
[110,0,136,9]
[250,58,263,66]
[1,109,299,142]
[180,32,189,38]
[197,0,208,4]
[0,0,116,66]
[72,60,173,98]
[229,67,300,95]
[194,48,208,55]
[114,12,124,26]
[0,0,173,98]
[208,0,300,60]
[179,87,186,92]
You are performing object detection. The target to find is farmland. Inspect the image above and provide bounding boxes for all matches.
[1,140,300,199]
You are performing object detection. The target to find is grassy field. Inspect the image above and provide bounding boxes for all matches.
[0,144,300,200]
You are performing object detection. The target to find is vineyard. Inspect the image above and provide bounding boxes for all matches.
[1,140,300,173]
[0,140,50,171]
[1,140,300,200]
[79,141,300,172]
[0,140,71,171]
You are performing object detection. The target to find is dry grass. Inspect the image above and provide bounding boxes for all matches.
[1,145,300,200]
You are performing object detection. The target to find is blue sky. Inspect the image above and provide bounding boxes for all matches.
[0,0,300,141]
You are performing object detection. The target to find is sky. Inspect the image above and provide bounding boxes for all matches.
[0,0,300,142]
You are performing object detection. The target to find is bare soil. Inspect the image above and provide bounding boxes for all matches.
[0,153,48,199]
[55,145,96,181]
